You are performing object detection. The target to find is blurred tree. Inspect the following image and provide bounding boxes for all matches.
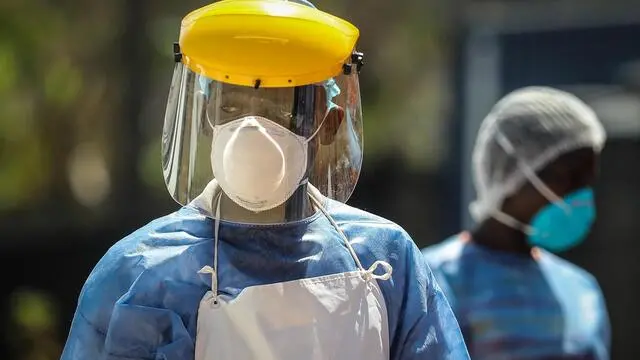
[6,288,62,360]
[342,0,452,170]
[0,1,120,213]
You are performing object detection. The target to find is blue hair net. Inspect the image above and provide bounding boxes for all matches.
[324,78,341,111]
[198,75,211,98]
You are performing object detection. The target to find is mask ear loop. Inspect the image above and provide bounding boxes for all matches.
[302,107,331,145]
[302,79,340,144]
[297,106,333,190]
[204,80,223,132]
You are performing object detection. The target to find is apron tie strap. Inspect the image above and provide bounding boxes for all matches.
[198,266,219,305]
[363,260,393,281]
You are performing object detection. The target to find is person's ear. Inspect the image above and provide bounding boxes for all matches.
[319,106,344,145]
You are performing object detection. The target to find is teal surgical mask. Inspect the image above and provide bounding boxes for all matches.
[490,132,597,253]
[526,187,596,252]
[492,185,596,253]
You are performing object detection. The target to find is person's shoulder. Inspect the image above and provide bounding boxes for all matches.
[540,252,608,324]
[540,251,602,289]
[102,206,211,260]
[76,207,211,323]
[324,199,416,254]
[95,206,213,275]
[325,198,398,226]
[421,234,468,269]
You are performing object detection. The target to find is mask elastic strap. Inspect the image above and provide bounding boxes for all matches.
[489,131,571,234]
[494,131,569,210]
[198,192,223,306]
[204,81,223,131]
[492,210,534,235]
[303,109,330,144]
[301,78,340,143]
[308,189,392,281]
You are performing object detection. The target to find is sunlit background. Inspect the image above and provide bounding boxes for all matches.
[0,0,639,358]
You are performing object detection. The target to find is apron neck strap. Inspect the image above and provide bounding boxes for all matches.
[199,186,393,302]
[308,189,392,281]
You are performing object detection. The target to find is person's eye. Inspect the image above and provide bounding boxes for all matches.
[221,105,239,113]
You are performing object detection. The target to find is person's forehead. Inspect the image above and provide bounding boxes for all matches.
[554,147,595,166]
[218,82,323,93]
[220,85,294,99]
[539,147,597,178]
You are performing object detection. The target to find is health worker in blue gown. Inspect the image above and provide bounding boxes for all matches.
[423,87,611,360]
[61,0,470,359]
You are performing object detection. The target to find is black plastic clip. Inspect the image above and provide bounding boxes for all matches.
[343,51,365,75]
[352,51,365,72]
[173,42,182,63]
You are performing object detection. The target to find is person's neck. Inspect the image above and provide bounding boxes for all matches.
[470,218,534,257]
[219,185,316,224]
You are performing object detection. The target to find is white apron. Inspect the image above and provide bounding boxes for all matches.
[194,188,393,360]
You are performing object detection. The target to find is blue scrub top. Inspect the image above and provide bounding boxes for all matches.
[62,197,469,360]
[422,233,610,360]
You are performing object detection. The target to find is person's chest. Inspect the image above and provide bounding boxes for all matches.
[211,235,361,297]
[453,264,602,359]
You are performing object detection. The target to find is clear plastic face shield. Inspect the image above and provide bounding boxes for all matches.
[162,63,363,222]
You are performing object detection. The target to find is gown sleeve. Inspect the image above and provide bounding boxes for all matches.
[60,234,196,360]
[387,233,470,360]
[591,279,611,360]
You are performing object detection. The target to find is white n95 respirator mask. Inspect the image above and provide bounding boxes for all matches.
[211,116,322,213]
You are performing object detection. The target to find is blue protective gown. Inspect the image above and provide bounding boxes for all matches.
[422,234,610,360]
[62,197,469,360]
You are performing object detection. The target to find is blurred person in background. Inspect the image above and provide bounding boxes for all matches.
[422,87,611,359]
[61,0,469,359]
